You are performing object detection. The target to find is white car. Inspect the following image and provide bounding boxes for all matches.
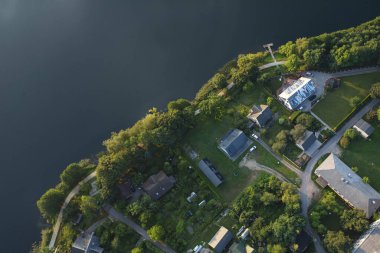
[249,146,257,152]
[251,133,258,139]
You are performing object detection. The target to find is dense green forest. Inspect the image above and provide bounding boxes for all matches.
[34,17,380,253]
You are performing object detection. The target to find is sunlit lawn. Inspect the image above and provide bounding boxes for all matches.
[312,72,380,128]
[341,128,380,191]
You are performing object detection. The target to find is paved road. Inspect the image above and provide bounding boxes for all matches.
[48,171,97,249]
[240,157,291,183]
[331,66,380,78]
[104,204,176,253]
[258,60,286,70]
[300,99,379,253]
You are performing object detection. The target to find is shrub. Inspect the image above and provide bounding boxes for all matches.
[350,96,361,107]
[339,136,350,149]
[370,83,380,98]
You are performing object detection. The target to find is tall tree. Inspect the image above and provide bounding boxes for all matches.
[37,188,65,221]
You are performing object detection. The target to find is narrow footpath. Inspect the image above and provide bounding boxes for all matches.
[48,171,97,249]
[104,204,177,253]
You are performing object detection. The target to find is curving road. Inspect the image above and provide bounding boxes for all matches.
[300,98,379,253]
[48,171,97,250]
[240,157,291,183]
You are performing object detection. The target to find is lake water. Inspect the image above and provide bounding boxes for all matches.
[0,0,379,252]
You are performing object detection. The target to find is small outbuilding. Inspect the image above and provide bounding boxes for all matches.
[219,129,252,160]
[353,119,374,139]
[247,104,273,128]
[72,232,104,253]
[208,226,233,253]
[143,171,176,200]
[198,159,224,187]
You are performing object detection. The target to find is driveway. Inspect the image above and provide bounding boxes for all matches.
[240,157,291,183]
[104,204,177,253]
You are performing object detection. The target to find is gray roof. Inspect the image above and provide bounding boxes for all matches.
[143,171,176,200]
[296,131,316,151]
[315,154,380,218]
[279,77,315,110]
[198,159,223,187]
[247,104,273,127]
[219,129,250,159]
[354,119,374,136]
[72,232,104,253]
[208,226,233,253]
[353,219,380,253]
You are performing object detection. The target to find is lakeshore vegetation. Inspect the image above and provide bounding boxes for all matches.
[34,17,380,253]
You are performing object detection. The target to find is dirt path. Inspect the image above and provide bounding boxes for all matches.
[240,157,290,183]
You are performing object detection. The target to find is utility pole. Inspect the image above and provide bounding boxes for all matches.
[263,43,277,63]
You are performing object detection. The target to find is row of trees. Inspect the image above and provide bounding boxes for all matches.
[230,174,304,252]
[279,17,380,71]
[37,160,95,222]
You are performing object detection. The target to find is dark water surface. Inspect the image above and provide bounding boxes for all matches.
[0,0,379,251]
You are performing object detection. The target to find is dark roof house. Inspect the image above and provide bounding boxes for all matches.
[315,154,380,218]
[295,230,312,253]
[353,119,375,139]
[208,226,233,253]
[247,104,273,128]
[296,131,317,151]
[118,178,135,199]
[143,171,176,200]
[72,232,104,253]
[198,159,224,187]
[219,129,252,160]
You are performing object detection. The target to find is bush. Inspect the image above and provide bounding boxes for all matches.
[350,96,361,107]
[343,128,358,140]
[339,136,350,149]
[370,83,380,98]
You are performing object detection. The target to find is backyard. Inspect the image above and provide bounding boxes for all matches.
[184,85,299,201]
[341,128,380,191]
[312,72,380,128]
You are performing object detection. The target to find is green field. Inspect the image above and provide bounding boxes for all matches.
[312,72,380,128]
[341,128,380,191]
[184,87,298,201]
[184,114,258,202]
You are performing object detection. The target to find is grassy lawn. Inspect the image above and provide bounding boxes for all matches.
[312,72,380,128]
[253,145,300,185]
[341,128,380,191]
[185,86,299,201]
[184,115,258,202]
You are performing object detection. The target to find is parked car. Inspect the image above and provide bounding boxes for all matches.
[305,71,313,77]
[249,146,257,152]
[251,133,258,139]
